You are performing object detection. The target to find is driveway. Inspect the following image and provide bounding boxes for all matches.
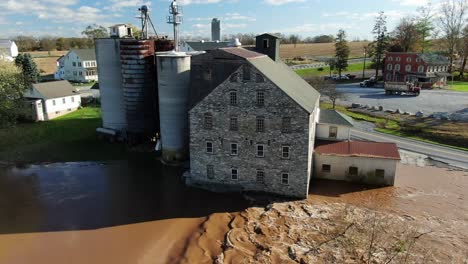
[336,83,468,114]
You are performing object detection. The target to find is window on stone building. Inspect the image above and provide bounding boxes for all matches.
[231,168,238,180]
[405,65,411,72]
[281,117,291,133]
[256,74,264,83]
[229,116,238,131]
[256,91,265,106]
[282,146,290,159]
[349,166,358,177]
[256,116,265,132]
[243,65,251,81]
[230,143,238,156]
[329,126,338,138]
[256,169,265,184]
[229,91,238,106]
[322,164,331,173]
[207,165,214,179]
[281,173,289,185]
[375,169,385,178]
[204,113,213,130]
[206,141,213,154]
[256,144,265,157]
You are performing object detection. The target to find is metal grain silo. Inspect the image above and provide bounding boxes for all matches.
[120,39,158,141]
[95,39,127,135]
[156,51,191,162]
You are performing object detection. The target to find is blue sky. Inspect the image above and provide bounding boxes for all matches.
[0,0,439,40]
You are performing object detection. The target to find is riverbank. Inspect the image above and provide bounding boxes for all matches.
[0,106,129,163]
[0,163,465,263]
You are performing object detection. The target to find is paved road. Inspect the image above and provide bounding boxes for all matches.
[337,83,468,114]
[351,128,468,169]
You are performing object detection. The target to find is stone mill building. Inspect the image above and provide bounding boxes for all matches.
[188,47,320,198]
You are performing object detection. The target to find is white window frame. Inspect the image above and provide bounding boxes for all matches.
[62,98,66,104]
[396,57,401,62]
[281,173,289,185]
[406,57,412,62]
[256,169,265,184]
[206,141,213,154]
[387,57,393,62]
[418,65,424,73]
[281,146,290,159]
[256,144,265,158]
[71,96,75,103]
[329,126,338,139]
[387,64,392,70]
[230,143,238,156]
[405,65,411,72]
[231,168,239,181]
[52,100,56,106]
[395,64,401,71]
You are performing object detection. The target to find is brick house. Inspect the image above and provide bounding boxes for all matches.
[188,47,320,198]
[384,52,450,88]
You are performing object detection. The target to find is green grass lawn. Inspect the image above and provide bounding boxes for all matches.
[321,102,468,151]
[448,81,468,92]
[296,62,369,77]
[0,106,129,163]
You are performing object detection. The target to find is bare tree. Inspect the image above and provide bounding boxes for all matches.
[306,76,345,109]
[416,2,435,53]
[459,25,468,78]
[439,0,468,72]
[392,17,420,52]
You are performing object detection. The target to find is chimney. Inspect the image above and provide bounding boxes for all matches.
[255,33,281,62]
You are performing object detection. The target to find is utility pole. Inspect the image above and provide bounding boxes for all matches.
[362,46,368,79]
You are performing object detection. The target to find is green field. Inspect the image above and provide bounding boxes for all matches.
[295,62,369,77]
[448,81,468,92]
[0,107,129,163]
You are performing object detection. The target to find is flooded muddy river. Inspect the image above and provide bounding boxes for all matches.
[0,158,467,263]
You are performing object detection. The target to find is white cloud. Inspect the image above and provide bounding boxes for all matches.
[106,0,151,11]
[391,0,429,6]
[224,12,256,21]
[264,0,306,5]
[178,0,223,5]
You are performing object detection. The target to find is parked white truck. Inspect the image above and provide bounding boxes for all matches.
[384,82,421,96]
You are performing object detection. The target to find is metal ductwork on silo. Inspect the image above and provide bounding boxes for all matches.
[120,39,158,141]
[156,52,191,162]
[95,39,127,136]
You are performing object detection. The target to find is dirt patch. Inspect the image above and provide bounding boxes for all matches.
[280,42,370,59]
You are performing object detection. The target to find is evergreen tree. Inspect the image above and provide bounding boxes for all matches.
[334,29,350,77]
[370,11,389,79]
[15,53,40,84]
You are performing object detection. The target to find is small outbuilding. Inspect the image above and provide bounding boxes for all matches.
[314,140,400,186]
[316,109,353,141]
[24,81,82,121]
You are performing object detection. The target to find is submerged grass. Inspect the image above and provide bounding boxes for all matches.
[0,106,129,163]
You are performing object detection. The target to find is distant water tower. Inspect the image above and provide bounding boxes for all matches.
[211,18,221,41]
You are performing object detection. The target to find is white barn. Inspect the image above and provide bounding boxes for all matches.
[54,49,98,83]
[24,81,82,121]
[0,39,18,61]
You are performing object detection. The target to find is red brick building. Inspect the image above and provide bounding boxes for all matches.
[384,52,450,88]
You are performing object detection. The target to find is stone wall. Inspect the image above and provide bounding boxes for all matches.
[189,64,315,198]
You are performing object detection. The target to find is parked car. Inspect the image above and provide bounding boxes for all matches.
[345,74,356,79]
[360,79,376,87]
[332,75,349,80]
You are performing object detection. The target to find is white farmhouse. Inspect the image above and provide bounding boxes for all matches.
[54,49,98,83]
[24,81,82,121]
[0,39,18,61]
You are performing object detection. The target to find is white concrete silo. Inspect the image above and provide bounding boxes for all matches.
[156,51,191,162]
[95,39,127,135]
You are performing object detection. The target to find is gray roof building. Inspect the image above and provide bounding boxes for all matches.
[73,49,96,61]
[31,81,78,99]
[319,109,354,127]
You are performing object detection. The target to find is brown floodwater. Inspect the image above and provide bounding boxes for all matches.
[0,158,467,263]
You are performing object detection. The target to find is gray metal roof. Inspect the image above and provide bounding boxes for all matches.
[319,109,354,127]
[256,33,281,39]
[31,81,78,99]
[419,53,449,65]
[185,41,230,51]
[248,56,320,114]
[72,49,96,61]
